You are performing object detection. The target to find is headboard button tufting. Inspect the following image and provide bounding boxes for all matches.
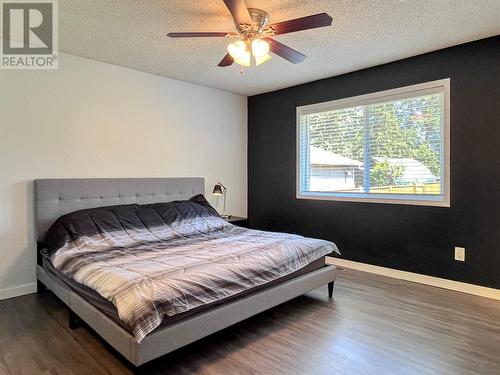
[34,178,204,241]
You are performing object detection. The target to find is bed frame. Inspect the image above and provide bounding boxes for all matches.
[35,178,336,368]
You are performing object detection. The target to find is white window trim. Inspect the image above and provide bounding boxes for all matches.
[296,78,451,207]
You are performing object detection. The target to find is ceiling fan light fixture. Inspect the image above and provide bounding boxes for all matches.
[167,1,333,69]
[228,40,251,67]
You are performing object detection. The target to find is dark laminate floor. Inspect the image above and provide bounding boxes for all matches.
[1,268,499,375]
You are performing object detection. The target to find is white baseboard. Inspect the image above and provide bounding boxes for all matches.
[2,262,499,302]
[327,257,500,301]
[0,282,37,301]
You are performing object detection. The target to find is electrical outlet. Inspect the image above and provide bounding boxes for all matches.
[454,247,465,262]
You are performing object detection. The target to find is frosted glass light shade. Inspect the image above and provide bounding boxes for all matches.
[228,40,251,67]
[251,39,270,58]
[255,53,272,66]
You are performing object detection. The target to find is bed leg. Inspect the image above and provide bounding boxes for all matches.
[328,281,334,298]
[68,310,81,330]
[37,280,46,293]
[133,364,148,375]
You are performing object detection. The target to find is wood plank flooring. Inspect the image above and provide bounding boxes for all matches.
[1,268,499,375]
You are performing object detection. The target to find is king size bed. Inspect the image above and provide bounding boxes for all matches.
[35,178,338,368]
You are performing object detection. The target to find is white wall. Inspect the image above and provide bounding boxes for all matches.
[0,52,247,299]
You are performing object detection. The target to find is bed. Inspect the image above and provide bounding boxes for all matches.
[35,178,338,368]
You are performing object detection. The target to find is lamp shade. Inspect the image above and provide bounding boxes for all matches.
[213,184,223,196]
[251,39,270,58]
[228,40,251,67]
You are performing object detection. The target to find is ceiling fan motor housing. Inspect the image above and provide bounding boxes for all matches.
[238,8,271,35]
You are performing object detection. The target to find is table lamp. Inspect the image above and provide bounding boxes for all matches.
[212,182,229,218]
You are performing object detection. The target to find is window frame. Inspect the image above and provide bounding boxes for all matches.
[296,78,450,207]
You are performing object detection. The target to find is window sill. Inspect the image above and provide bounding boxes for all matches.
[296,192,450,207]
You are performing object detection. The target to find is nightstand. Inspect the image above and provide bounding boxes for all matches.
[224,216,249,228]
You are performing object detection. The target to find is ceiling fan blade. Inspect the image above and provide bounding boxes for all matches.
[264,38,306,64]
[218,53,234,67]
[167,32,237,38]
[269,13,332,35]
[223,0,252,30]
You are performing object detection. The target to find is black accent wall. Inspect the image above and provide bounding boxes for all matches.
[248,36,500,289]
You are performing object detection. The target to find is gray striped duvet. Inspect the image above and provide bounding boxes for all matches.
[44,195,338,342]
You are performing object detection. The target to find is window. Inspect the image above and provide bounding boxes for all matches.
[297,79,450,206]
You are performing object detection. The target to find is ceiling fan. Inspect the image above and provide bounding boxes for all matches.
[167,0,332,68]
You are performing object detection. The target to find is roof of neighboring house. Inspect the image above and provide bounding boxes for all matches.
[310,146,363,167]
[372,157,437,182]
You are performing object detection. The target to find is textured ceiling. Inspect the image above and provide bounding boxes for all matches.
[55,0,500,95]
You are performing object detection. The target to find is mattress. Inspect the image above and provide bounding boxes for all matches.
[43,194,339,341]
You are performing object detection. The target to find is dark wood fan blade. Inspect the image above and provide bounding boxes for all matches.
[264,38,306,64]
[269,13,332,35]
[167,32,236,38]
[218,53,234,67]
[223,0,252,30]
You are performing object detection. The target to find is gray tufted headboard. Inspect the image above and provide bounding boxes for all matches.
[34,178,205,241]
